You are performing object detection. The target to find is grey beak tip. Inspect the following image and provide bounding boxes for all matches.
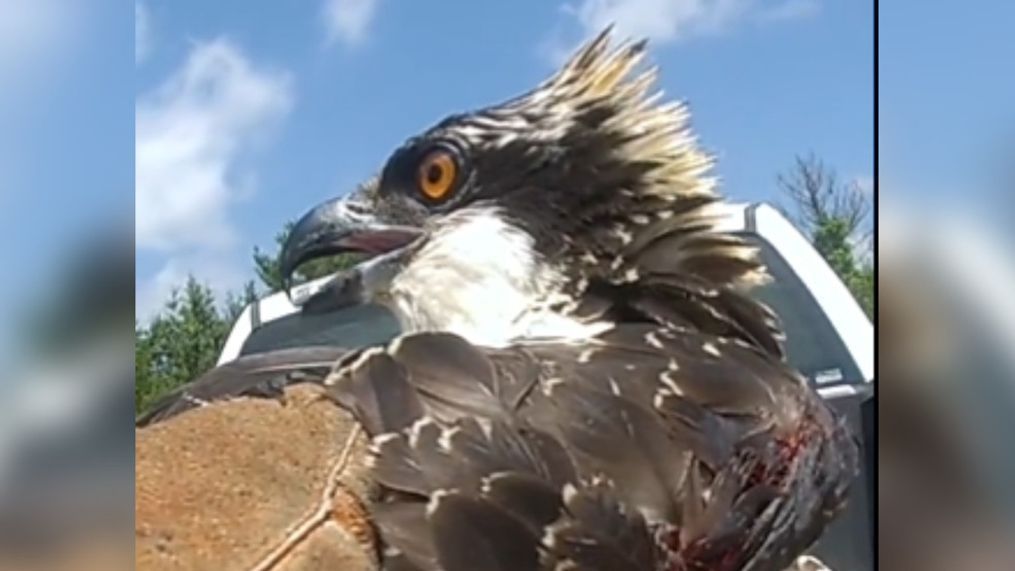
[278,194,360,292]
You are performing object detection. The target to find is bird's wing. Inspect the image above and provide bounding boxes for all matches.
[325,326,858,571]
[135,345,353,427]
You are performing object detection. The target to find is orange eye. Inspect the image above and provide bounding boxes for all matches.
[417,150,458,200]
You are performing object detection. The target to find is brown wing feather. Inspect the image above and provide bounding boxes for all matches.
[136,345,353,427]
[324,326,857,571]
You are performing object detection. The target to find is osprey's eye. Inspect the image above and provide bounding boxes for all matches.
[417,149,458,201]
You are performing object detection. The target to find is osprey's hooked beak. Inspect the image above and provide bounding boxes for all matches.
[279,188,423,311]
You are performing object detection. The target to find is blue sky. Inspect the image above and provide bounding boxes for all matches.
[0,0,874,328]
[0,0,131,356]
[133,0,873,317]
[880,0,1015,215]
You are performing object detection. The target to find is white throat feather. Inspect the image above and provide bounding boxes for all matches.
[379,206,608,347]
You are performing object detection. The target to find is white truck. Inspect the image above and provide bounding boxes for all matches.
[218,202,875,571]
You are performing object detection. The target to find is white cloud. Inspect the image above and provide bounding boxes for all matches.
[566,0,747,43]
[136,40,293,316]
[757,0,819,23]
[322,0,378,46]
[136,2,151,64]
[553,0,818,52]
[136,39,293,252]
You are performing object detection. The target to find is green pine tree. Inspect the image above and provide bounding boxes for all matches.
[135,277,230,413]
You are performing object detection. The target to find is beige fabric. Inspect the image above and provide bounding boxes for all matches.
[135,384,378,571]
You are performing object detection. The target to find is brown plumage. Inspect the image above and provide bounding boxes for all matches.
[324,322,854,571]
[143,27,860,571]
[284,27,860,571]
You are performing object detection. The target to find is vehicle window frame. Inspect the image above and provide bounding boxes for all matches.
[735,231,866,388]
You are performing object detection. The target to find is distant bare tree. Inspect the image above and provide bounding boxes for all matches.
[777,153,871,242]
[778,153,873,317]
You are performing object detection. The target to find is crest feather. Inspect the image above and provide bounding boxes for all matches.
[524,29,769,291]
[536,30,716,204]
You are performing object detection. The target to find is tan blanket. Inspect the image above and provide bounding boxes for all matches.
[135,384,377,571]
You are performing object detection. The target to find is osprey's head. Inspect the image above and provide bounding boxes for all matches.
[281,29,771,348]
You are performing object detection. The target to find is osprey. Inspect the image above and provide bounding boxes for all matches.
[201,30,859,571]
